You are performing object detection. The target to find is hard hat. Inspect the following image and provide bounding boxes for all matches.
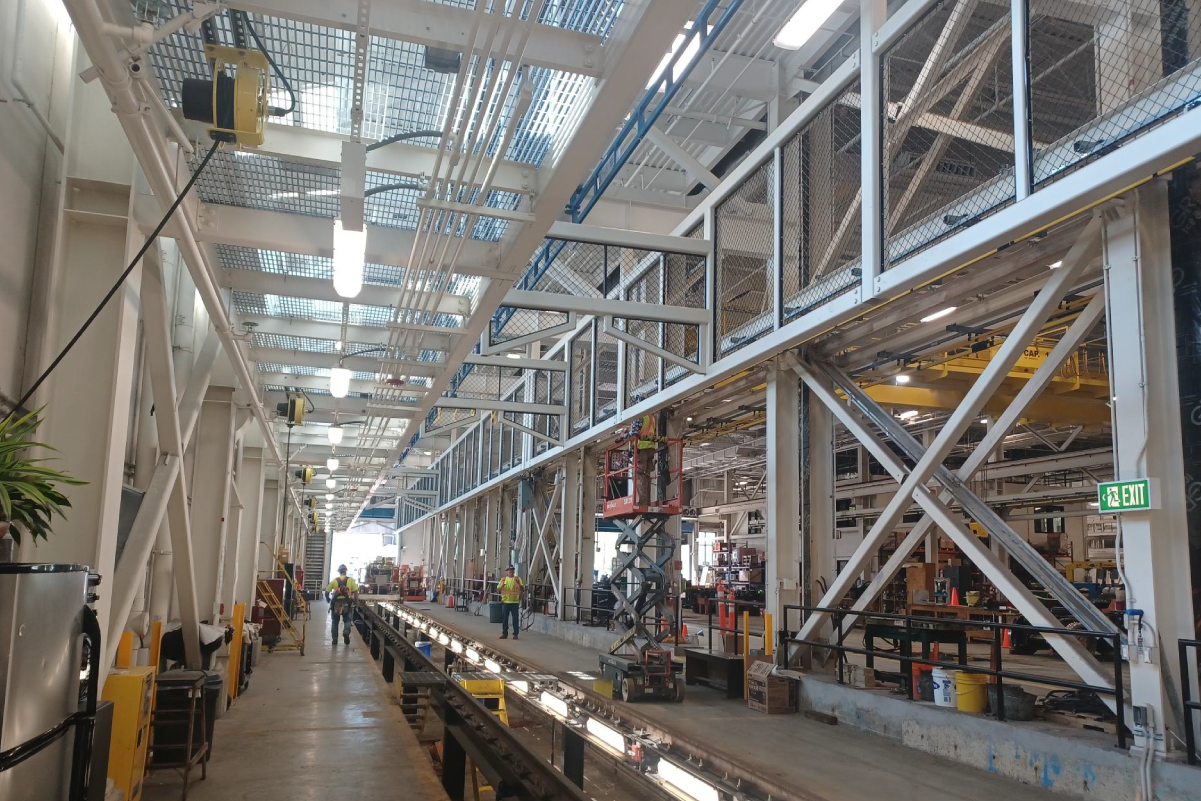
[338,564,348,573]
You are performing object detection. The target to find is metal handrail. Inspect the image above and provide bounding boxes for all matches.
[783,604,1127,749]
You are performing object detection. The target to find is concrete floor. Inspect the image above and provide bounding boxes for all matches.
[417,602,1066,801]
[142,602,447,801]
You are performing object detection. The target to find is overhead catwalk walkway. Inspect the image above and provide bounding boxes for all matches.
[141,601,447,801]
[413,603,1061,801]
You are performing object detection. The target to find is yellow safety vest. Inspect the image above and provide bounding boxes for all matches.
[499,576,523,603]
[636,414,657,449]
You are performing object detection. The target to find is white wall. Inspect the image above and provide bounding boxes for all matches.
[0,0,73,404]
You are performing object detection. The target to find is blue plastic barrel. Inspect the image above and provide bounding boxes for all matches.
[415,641,432,658]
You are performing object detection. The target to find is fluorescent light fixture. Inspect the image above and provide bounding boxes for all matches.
[436,632,450,646]
[332,219,366,299]
[1049,260,1064,269]
[656,759,720,801]
[774,0,843,51]
[327,424,344,445]
[484,658,502,674]
[509,680,529,695]
[899,410,920,420]
[326,457,340,472]
[326,478,337,489]
[895,374,910,384]
[539,691,570,718]
[920,307,957,323]
[465,648,482,665]
[450,639,464,654]
[585,717,626,755]
[1088,501,1100,508]
[505,352,524,359]
[329,367,352,398]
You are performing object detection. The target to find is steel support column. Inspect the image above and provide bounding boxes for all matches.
[1104,184,1195,751]
[559,450,581,620]
[765,359,800,625]
[190,387,238,623]
[236,447,267,612]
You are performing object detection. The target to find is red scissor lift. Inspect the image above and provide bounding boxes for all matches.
[598,435,687,702]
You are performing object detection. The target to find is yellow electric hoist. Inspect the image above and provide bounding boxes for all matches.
[181,44,270,146]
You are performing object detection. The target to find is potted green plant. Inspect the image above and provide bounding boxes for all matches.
[0,408,86,561]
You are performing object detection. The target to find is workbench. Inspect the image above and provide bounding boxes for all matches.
[862,623,969,672]
[682,647,745,699]
[907,603,1019,642]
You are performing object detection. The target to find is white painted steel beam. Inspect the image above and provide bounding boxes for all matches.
[546,220,711,256]
[225,0,606,76]
[503,290,709,325]
[196,205,504,278]
[463,353,568,372]
[646,126,721,189]
[222,269,473,316]
[434,397,566,416]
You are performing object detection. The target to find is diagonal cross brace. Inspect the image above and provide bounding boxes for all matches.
[795,360,1118,702]
[808,290,1111,637]
[608,515,676,655]
[791,215,1102,647]
[816,356,1117,637]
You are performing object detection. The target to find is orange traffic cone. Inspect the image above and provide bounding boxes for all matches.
[681,623,688,638]
[1002,628,1013,650]
[949,587,960,607]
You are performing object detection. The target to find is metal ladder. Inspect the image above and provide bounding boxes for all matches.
[259,543,310,621]
[257,578,306,654]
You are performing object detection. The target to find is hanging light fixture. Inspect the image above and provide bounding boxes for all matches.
[329,366,352,398]
[326,457,340,472]
[332,219,366,298]
[327,424,344,445]
[326,478,337,489]
[325,493,334,501]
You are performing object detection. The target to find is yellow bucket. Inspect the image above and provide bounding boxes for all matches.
[955,671,988,713]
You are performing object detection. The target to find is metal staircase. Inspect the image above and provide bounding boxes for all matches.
[303,533,329,595]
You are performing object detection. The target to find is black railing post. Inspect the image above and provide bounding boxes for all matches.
[836,610,845,685]
[1179,640,1195,765]
[902,614,914,701]
[1113,633,1127,751]
[993,624,1005,721]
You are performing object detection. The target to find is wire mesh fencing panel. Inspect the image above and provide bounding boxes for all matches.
[883,0,1016,267]
[663,250,706,386]
[569,326,593,435]
[1029,0,1201,185]
[594,322,619,424]
[715,157,777,356]
[621,261,663,408]
[548,371,564,444]
[525,239,607,296]
[780,82,863,323]
[489,308,571,348]
[427,406,478,434]
[607,247,661,299]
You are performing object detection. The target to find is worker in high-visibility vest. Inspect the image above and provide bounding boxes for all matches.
[632,413,657,503]
[497,566,524,640]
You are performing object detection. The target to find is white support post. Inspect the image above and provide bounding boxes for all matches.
[258,475,281,574]
[559,450,581,620]
[1010,0,1033,199]
[219,437,246,621]
[804,389,835,619]
[859,0,887,298]
[579,449,597,597]
[236,447,266,611]
[190,386,238,623]
[766,359,800,627]
[25,159,141,677]
[1104,183,1195,752]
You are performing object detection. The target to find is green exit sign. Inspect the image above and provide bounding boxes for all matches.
[1097,478,1159,512]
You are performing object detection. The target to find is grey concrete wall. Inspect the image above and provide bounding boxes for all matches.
[797,674,1195,801]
